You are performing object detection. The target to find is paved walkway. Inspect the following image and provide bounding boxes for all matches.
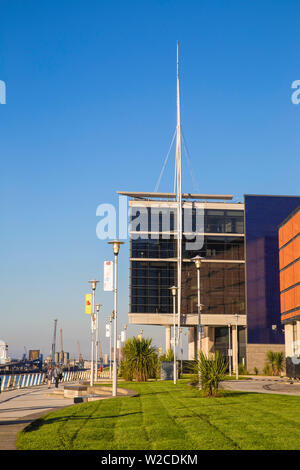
[221,376,300,396]
[0,384,74,450]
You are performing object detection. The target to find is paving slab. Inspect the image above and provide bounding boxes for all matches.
[221,378,300,396]
[0,384,74,450]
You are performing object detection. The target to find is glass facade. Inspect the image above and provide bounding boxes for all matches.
[245,195,300,344]
[130,205,245,317]
[214,326,247,366]
[130,260,175,313]
[181,262,245,316]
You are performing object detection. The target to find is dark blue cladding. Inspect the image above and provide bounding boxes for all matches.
[245,195,300,344]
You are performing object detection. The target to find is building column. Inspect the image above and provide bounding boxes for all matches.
[165,326,171,353]
[296,322,300,356]
[285,323,294,358]
[201,326,214,356]
[232,325,238,372]
[188,327,197,360]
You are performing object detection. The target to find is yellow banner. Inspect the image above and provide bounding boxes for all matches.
[85,294,92,314]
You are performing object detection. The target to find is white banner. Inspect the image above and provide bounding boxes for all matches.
[104,261,113,291]
[106,324,111,338]
[121,330,126,343]
[91,315,97,331]
[117,340,121,349]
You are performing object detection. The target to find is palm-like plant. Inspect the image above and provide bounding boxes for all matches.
[265,351,284,376]
[266,351,276,375]
[159,349,174,362]
[274,352,284,376]
[194,351,227,397]
[121,337,158,382]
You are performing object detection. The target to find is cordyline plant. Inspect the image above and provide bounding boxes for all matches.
[120,337,158,382]
[265,351,284,376]
[193,351,227,397]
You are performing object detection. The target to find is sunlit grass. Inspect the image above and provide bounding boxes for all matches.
[16,379,300,450]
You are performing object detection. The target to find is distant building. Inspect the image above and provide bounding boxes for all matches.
[0,340,9,364]
[28,349,40,361]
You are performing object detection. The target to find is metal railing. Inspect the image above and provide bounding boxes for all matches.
[0,369,110,393]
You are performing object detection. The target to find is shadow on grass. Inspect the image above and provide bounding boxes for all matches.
[22,411,143,433]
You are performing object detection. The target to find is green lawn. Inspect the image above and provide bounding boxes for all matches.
[17,379,300,450]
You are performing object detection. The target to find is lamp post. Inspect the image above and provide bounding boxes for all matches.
[228,323,232,376]
[170,286,178,385]
[109,313,113,379]
[88,279,99,387]
[234,313,239,380]
[179,327,183,375]
[95,303,102,382]
[192,255,204,389]
[108,239,124,397]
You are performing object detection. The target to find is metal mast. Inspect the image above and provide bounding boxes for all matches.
[59,328,63,364]
[51,319,58,365]
[175,41,182,340]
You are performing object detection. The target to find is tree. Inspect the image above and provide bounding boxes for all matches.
[120,337,158,382]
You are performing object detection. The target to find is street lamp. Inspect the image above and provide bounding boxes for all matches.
[170,286,178,385]
[95,303,102,382]
[108,239,124,397]
[192,255,204,389]
[234,313,239,380]
[88,279,99,386]
[228,323,232,376]
[109,313,113,380]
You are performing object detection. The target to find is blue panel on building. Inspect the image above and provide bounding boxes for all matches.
[245,195,300,344]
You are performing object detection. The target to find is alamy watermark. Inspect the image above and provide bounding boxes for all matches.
[291,80,300,104]
[0,80,6,104]
[96,195,204,251]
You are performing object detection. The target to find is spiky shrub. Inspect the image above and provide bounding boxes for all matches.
[159,349,174,362]
[274,352,284,376]
[266,351,276,375]
[238,363,249,375]
[194,351,227,397]
[121,337,158,382]
[265,351,284,376]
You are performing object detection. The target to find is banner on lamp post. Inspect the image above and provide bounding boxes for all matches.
[85,294,92,314]
[106,324,111,338]
[92,314,97,331]
[104,261,113,291]
[121,330,126,343]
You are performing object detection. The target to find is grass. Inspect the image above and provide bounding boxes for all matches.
[16,379,300,450]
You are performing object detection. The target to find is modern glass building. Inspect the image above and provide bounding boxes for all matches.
[279,206,300,376]
[118,190,300,372]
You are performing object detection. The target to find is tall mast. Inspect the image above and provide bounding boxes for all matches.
[176,41,182,339]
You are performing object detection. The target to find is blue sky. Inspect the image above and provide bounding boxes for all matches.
[1,0,300,359]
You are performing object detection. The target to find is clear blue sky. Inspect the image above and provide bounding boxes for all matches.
[1,0,300,359]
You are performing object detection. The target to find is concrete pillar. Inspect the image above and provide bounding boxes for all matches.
[285,323,294,358]
[296,322,300,356]
[165,326,171,353]
[201,327,214,356]
[232,325,238,372]
[188,327,197,360]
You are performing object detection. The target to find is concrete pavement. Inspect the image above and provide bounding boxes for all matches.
[0,383,74,450]
[221,376,300,396]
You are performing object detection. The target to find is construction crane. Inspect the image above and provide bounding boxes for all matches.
[59,328,64,364]
[51,319,58,365]
[77,341,83,364]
